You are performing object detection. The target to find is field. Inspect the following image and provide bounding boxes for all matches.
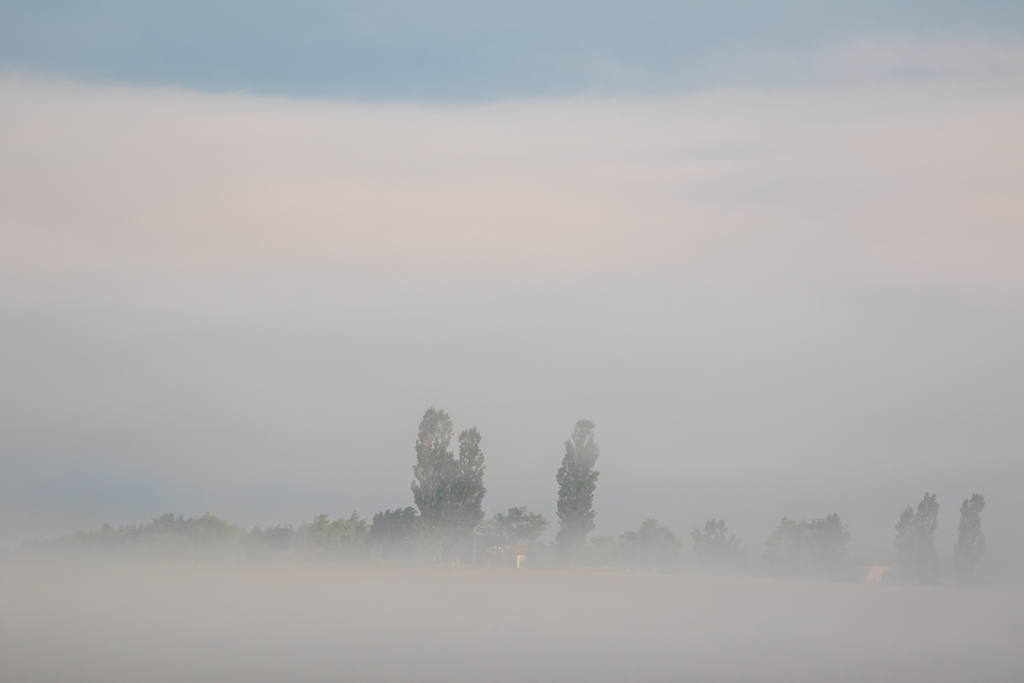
[1,565,1021,682]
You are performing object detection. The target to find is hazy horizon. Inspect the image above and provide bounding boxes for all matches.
[2,3,1023,581]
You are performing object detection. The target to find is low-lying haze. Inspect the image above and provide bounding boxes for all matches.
[2,566,1022,682]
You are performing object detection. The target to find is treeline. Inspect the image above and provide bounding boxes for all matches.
[11,409,990,586]
[17,512,373,563]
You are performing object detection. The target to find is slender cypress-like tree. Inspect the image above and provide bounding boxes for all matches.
[555,419,600,551]
[954,493,986,587]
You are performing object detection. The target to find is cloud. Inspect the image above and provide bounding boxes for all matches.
[2,57,1022,300]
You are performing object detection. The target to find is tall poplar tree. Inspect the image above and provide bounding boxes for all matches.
[452,427,487,538]
[894,492,940,585]
[409,408,486,561]
[954,493,986,587]
[555,419,600,550]
[411,408,456,533]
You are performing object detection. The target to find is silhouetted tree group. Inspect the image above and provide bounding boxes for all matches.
[485,507,549,547]
[762,514,851,580]
[14,408,989,586]
[409,408,486,561]
[691,519,744,573]
[891,491,987,586]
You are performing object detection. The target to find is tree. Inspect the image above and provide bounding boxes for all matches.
[411,408,456,533]
[451,427,487,539]
[409,408,487,561]
[486,507,549,547]
[369,507,422,560]
[763,517,803,576]
[555,419,600,551]
[894,492,940,585]
[34,513,247,561]
[763,514,850,579]
[806,513,850,578]
[248,524,295,558]
[620,518,682,569]
[590,536,620,566]
[691,519,743,572]
[297,512,368,558]
[954,493,986,587]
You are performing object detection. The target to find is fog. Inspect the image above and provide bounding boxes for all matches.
[3,62,1023,574]
[5,5,1024,682]
[1,565,1022,682]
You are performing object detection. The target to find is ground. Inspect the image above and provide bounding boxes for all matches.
[1,564,1021,682]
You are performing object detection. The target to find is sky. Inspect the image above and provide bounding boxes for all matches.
[1,1,1022,575]
[2,1,1024,98]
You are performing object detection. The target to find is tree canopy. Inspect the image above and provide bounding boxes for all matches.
[452,427,487,537]
[894,492,940,585]
[763,513,850,579]
[555,419,600,551]
[369,507,423,560]
[620,518,682,569]
[486,507,549,547]
[954,493,986,587]
[409,408,487,560]
[691,519,744,572]
[411,408,457,532]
